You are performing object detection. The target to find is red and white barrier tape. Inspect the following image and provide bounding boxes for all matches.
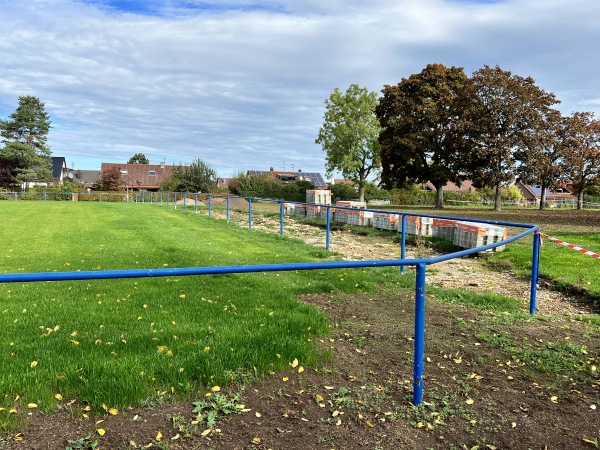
[538,232,600,259]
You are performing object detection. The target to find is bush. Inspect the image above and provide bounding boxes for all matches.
[228,173,314,202]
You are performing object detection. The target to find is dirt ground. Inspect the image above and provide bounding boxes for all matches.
[2,205,599,450]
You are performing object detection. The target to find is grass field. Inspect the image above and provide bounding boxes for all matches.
[1,201,599,448]
[0,202,410,426]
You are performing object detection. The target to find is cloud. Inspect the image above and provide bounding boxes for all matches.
[0,0,599,175]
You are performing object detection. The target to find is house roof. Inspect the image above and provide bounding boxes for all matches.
[51,157,67,179]
[425,180,475,192]
[72,169,102,185]
[248,170,328,188]
[101,163,178,189]
[516,181,575,199]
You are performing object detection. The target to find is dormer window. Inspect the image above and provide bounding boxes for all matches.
[148,170,156,176]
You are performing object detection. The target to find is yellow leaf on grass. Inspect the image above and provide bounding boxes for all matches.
[9,409,17,414]
[108,407,119,415]
[27,403,38,409]
[298,366,304,373]
[55,394,63,401]
[466,399,474,405]
[290,358,299,368]
[97,428,105,436]
[211,386,221,392]
[30,361,38,368]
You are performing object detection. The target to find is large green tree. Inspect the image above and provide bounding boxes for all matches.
[464,65,559,210]
[560,112,600,209]
[164,158,217,193]
[376,63,470,208]
[0,96,52,188]
[128,153,149,164]
[315,84,382,202]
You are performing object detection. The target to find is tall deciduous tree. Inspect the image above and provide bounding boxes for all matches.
[0,95,52,188]
[376,63,469,208]
[128,153,149,164]
[516,109,564,210]
[465,65,559,210]
[560,112,600,209]
[316,84,381,202]
[165,158,217,193]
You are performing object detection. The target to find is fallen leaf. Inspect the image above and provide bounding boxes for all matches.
[550,396,558,404]
[156,431,162,441]
[54,393,63,401]
[298,366,304,373]
[211,386,221,392]
[290,358,299,368]
[109,407,119,415]
[27,403,37,409]
[255,412,262,418]
[97,428,105,436]
[251,437,261,445]
[201,429,212,436]
[30,361,38,369]
[466,399,474,405]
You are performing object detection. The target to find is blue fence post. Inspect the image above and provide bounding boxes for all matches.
[530,230,541,315]
[401,214,407,274]
[279,201,284,236]
[208,194,213,217]
[413,263,426,405]
[326,206,331,251]
[226,197,230,222]
[194,193,198,214]
[248,198,253,229]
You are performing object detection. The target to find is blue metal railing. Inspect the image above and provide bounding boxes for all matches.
[0,194,541,406]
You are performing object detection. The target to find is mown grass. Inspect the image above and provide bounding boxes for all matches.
[488,232,600,300]
[0,202,407,427]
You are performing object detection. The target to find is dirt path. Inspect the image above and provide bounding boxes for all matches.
[216,209,589,317]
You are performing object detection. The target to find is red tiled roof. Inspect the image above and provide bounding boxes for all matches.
[101,163,178,189]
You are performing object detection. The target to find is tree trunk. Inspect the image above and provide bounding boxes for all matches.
[577,191,583,210]
[358,181,365,203]
[435,186,444,208]
[539,184,546,210]
[494,183,502,211]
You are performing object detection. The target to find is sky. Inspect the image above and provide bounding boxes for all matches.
[1,0,599,178]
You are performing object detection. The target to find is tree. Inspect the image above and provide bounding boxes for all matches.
[165,158,217,193]
[376,64,470,208]
[95,166,122,191]
[516,109,564,210]
[0,95,52,188]
[128,153,149,164]
[464,65,559,210]
[560,112,600,209]
[316,84,382,202]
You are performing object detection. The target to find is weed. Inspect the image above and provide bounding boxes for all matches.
[65,435,98,450]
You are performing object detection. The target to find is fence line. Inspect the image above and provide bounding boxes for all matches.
[0,193,540,405]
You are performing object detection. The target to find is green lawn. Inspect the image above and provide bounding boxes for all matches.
[489,232,600,299]
[0,202,408,426]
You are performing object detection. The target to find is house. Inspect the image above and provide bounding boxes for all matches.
[100,162,178,191]
[515,181,576,206]
[71,169,102,190]
[247,168,328,188]
[51,157,69,184]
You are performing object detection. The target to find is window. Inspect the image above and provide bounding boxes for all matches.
[148,171,156,176]
[120,170,128,174]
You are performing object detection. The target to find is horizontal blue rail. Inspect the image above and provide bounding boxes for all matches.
[1,194,542,406]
